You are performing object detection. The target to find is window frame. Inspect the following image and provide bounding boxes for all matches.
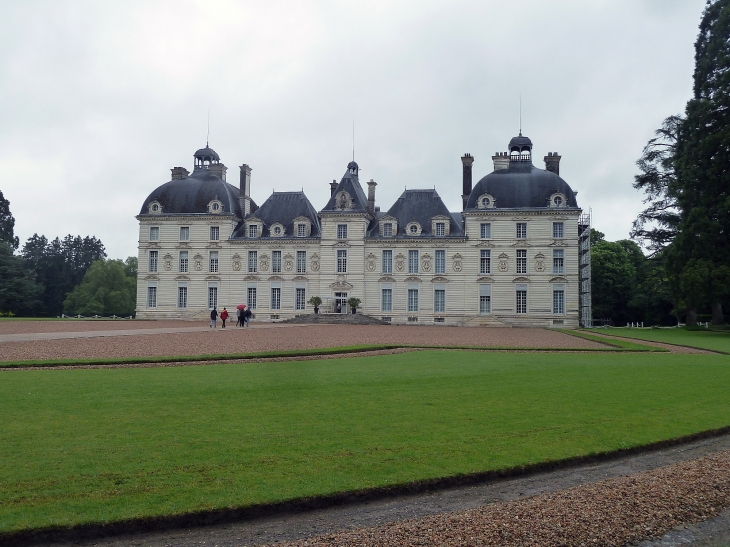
[148,250,158,273]
[179,226,190,241]
[296,250,306,274]
[435,222,445,237]
[209,251,219,273]
[479,284,491,315]
[296,223,306,238]
[210,226,220,241]
[516,222,527,239]
[295,287,306,310]
[516,249,527,274]
[553,286,565,314]
[248,224,259,238]
[480,222,491,239]
[248,250,258,273]
[435,249,446,274]
[337,224,348,240]
[179,250,188,273]
[553,222,564,239]
[147,284,157,308]
[382,223,393,237]
[434,288,446,313]
[247,286,257,310]
[408,249,419,274]
[381,287,393,312]
[407,288,419,312]
[270,286,281,310]
[480,249,491,274]
[516,285,528,314]
[553,249,565,274]
[208,285,218,310]
[271,250,282,273]
[382,250,393,274]
[337,249,347,273]
[177,285,187,309]
[149,226,159,241]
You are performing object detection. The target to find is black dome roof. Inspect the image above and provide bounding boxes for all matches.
[466,161,578,210]
[508,134,533,150]
[193,146,220,161]
[140,169,242,216]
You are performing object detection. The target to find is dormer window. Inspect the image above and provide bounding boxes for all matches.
[477,194,495,209]
[212,203,220,211]
[273,225,282,236]
[481,197,490,207]
[208,199,224,214]
[152,204,159,212]
[382,223,393,237]
[297,224,306,237]
[406,222,421,236]
[553,196,563,206]
[148,201,162,214]
[248,225,258,238]
[435,222,445,237]
[550,193,567,208]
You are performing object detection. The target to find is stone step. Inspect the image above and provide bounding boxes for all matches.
[281,313,388,326]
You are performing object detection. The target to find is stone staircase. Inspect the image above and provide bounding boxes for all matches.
[281,313,388,326]
[459,315,511,327]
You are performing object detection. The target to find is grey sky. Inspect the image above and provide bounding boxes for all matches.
[0,0,706,259]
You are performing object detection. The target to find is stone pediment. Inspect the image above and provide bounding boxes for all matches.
[243,275,260,281]
[205,275,221,281]
[175,275,190,280]
[512,276,530,283]
[549,276,569,283]
[268,275,284,281]
[475,276,494,283]
[549,239,567,246]
[404,276,421,282]
[144,274,158,280]
[498,252,509,259]
[378,275,396,282]
[534,252,546,259]
[292,275,309,282]
[206,242,222,249]
[175,242,190,249]
[475,241,495,247]
[431,276,449,283]
[330,280,353,291]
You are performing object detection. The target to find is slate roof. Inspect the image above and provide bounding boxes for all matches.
[233,191,321,239]
[368,189,464,238]
[139,168,247,217]
[466,160,579,210]
[320,161,370,214]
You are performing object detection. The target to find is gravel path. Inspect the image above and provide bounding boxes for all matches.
[45,433,730,547]
[578,331,714,355]
[0,324,606,362]
[0,320,193,335]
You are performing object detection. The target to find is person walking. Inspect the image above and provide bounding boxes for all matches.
[220,308,229,328]
[209,307,218,328]
[243,306,252,327]
[236,306,244,327]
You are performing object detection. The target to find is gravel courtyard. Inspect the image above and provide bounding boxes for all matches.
[0,322,607,361]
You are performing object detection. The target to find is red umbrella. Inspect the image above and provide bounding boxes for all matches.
[237,304,246,310]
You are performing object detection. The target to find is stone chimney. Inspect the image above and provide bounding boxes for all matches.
[492,152,510,172]
[544,152,561,176]
[461,153,474,210]
[239,164,252,216]
[209,163,228,181]
[330,179,338,197]
[170,167,189,180]
[367,179,377,214]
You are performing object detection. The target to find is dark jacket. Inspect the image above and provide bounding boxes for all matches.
[244,308,252,318]
[210,309,218,320]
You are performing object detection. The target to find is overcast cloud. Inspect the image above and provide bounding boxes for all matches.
[0,0,707,259]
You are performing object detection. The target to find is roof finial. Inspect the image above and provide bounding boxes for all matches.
[519,93,522,137]
[206,108,211,147]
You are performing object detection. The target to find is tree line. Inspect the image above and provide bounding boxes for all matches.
[616,0,730,327]
[0,191,137,317]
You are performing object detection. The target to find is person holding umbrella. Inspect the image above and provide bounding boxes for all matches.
[236,304,246,327]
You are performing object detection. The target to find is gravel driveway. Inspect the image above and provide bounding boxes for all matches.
[0,324,606,361]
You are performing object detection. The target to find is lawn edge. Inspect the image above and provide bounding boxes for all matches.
[557,329,667,352]
[578,329,730,355]
[0,342,658,369]
[3,425,729,547]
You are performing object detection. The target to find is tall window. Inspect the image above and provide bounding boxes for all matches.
[297,224,306,237]
[553,249,564,274]
[179,251,188,273]
[382,223,393,237]
[272,250,281,273]
[179,226,190,241]
[434,288,445,313]
[247,287,257,310]
[435,250,446,274]
[516,222,527,239]
[479,284,491,315]
[248,251,258,273]
[480,250,491,274]
[435,222,445,237]
[209,251,219,273]
[337,250,347,273]
[295,288,306,310]
[177,286,187,308]
[516,285,527,314]
[210,226,220,241]
[553,286,565,314]
[381,288,392,312]
[480,223,491,239]
[148,250,158,272]
[147,285,157,308]
[271,287,281,310]
[296,251,306,273]
[208,286,217,309]
[408,250,419,274]
[248,224,258,238]
[553,222,564,239]
[149,226,159,241]
[408,288,419,312]
[516,249,527,274]
[382,250,393,274]
[337,224,348,239]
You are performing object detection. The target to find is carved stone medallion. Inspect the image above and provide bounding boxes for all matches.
[498,260,508,272]
[452,261,462,272]
[535,260,545,272]
[422,260,431,273]
[311,260,320,272]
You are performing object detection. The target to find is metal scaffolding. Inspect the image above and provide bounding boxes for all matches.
[578,211,592,327]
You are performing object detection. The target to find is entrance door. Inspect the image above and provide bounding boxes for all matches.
[334,292,348,314]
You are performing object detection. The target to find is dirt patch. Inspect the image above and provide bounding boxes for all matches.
[0,325,607,362]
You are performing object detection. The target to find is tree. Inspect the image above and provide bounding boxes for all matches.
[0,190,19,250]
[590,240,636,324]
[21,234,106,316]
[0,242,42,315]
[63,258,137,316]
[630,115,682,255]
[671,0,730,325]
[590,228,605,247]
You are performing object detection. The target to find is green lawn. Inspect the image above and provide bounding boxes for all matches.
[1,350,729,534]
[587,327,730,353]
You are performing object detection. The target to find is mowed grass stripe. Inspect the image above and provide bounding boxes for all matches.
[1,350,729,533]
